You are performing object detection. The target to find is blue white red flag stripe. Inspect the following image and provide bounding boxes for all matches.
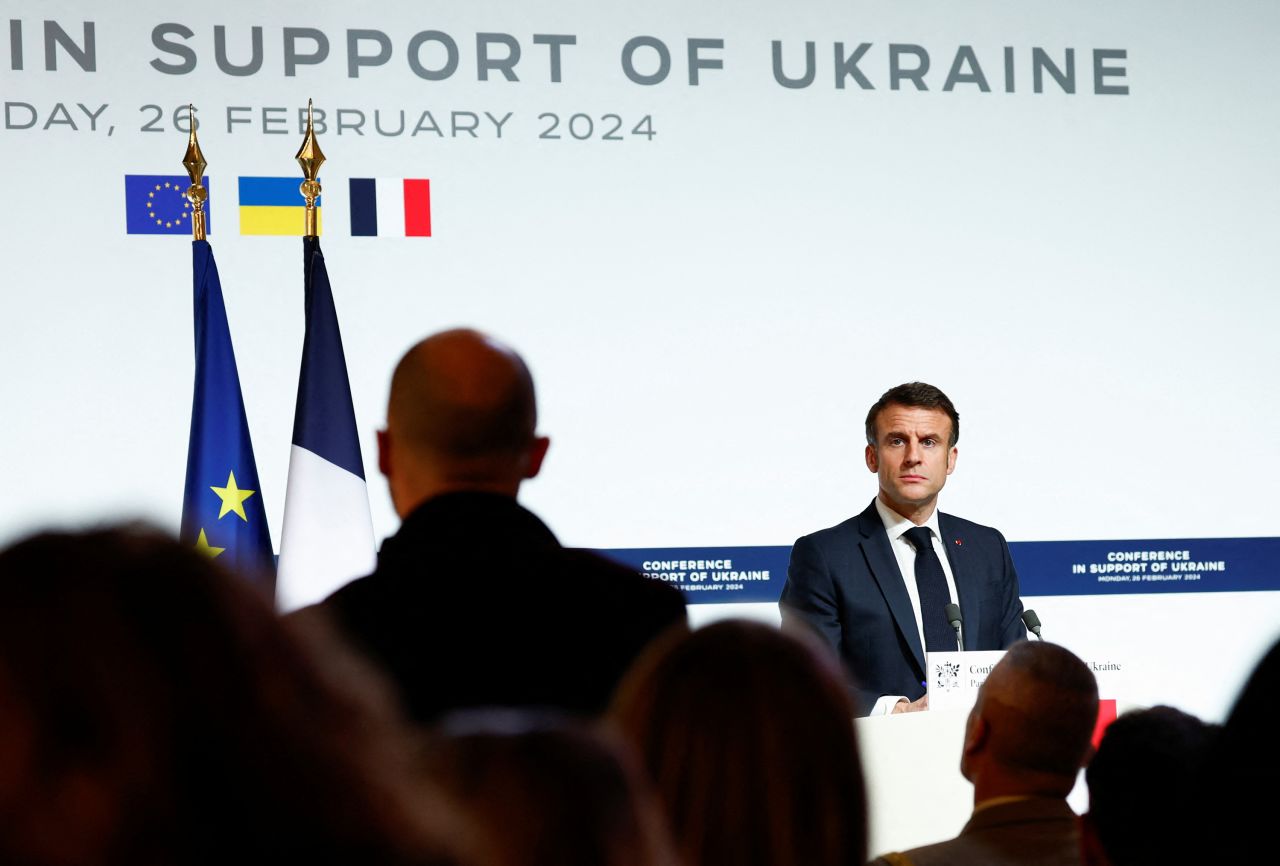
[349,177,431,237]
[276,237,376,610]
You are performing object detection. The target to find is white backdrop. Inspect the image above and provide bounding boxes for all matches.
[2,1,1278,720]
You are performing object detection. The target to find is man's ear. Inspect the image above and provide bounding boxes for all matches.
[865,443,878,473]
[963,712,990,761]
[377,428,392,479]
[524,436,551,480]
[946,445,958,476]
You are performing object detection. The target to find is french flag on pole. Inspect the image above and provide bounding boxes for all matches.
[349,178,431,237]
[276,237,377,610]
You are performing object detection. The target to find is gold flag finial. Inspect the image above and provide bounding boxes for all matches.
[295,99,324,237]
[182,105,208,241]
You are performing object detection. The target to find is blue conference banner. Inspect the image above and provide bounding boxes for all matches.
[599,537,1280,604]
[1008,536,1280,597]
[600,546,791,604]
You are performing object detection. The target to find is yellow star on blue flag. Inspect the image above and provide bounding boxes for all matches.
[194,528,226,559]
[211,470,256,521]
[124,174,213,235]
[180,239,275,591]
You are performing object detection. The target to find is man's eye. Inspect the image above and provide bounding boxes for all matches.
[922,439,936,447]
[889,437,904,446]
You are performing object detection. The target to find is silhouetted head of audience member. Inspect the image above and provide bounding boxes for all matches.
[1214,634,1280,757]
[960,640,1098,803]
[379,328,550,516]
[608,620,867,866]
[1081,705,1218,866]
[1190,636,1280,861]
[418,711,677,866]
[0,525,460,866]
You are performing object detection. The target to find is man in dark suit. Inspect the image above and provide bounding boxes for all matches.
[301,328,687,725]
[871,640,1099,866]
[780,382,1025,715]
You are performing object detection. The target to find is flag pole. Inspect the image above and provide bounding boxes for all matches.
[296,98,324,238]
[182,105,208,241]
[178,104,277,588]
[278,97,376,608]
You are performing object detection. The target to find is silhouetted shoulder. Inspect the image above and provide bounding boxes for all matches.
[561,548,686,603]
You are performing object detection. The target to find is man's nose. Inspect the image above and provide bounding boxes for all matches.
[903,440,921,464]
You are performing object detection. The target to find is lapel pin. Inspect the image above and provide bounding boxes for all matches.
[954,539,963,546]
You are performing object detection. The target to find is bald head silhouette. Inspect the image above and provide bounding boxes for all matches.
[377,329,550,517]
[960,640,1098,803]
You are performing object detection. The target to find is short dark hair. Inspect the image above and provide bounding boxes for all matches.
[986,640,1099,779]
[1086,706,1218,866]
[388,329,538,461]
[864,382,959,447]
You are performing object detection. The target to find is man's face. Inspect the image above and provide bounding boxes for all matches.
[865,403,957,521]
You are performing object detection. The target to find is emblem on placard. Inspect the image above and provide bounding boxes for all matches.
[933,660,962,693]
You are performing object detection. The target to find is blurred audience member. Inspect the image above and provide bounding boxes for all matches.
[1190,636,1280,862]
[0,525,461,866]
[871,641,1098,866]
[1080,706,1217,866]
[419,711,677,866]
[609,619,867,866]
[299,328,686,723]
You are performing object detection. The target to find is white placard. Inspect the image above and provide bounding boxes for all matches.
[927,650,1007,713]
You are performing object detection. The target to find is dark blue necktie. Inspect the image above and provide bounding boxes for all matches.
[904,526,957,653]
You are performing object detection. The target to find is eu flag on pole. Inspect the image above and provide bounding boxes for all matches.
[180,240,275,591]
[125,175,212,235]
[277,237,376,609]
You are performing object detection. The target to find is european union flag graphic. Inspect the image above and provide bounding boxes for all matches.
[277,237,375,609]
[180,239,275,592]
[124,175,212,235]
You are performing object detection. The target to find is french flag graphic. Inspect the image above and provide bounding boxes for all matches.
[349,178,431,237]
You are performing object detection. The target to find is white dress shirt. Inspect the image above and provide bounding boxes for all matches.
[869,497,961,716]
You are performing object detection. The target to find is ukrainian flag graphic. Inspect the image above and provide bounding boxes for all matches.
[238,176,322,236]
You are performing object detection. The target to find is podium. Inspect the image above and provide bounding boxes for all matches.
[856,706,974,855]
[854,649,1007,851]
[857,649,1006,852]
[857,648,1126,857]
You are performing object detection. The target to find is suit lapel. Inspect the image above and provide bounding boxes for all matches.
[939,512,979,650]
[857,502,926,675]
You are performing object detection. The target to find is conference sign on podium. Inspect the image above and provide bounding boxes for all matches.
[927,647,1131,720]
[926,650,1007,713]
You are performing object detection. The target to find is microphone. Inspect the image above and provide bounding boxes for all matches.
[944,602,964,650]
[1022,609,1043,640]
